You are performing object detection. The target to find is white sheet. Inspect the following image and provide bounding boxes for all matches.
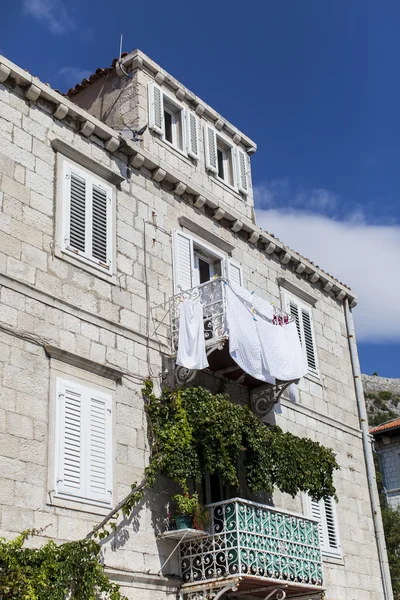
[225,284,275,384]
[176,299,209,370]
[225,283,307,383]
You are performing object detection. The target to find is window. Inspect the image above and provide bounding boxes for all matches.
[54,377,113,508]
[59,157,114,275]
[204,123,249,195]
[306,495,341,558]
[148,82,199,158]
[284,292,319,377]
[173,230,242,292]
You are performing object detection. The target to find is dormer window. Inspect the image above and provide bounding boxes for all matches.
[216,139,234,186]
[163,99,183,150]
[148,82,199,159]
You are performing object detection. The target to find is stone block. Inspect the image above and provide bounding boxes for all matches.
[15,482,44,510]
[13,127,32,152]
[21,242,48,271]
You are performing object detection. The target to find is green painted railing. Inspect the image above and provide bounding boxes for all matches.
[180,498,323,587]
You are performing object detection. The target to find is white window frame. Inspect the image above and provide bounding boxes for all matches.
[173,229,243,293]
[215,131,237,191]
[56,154,116,278]
[304,494,342,559]
[162,93,186,152]
[48,360,116,515]
[283,290,320,379]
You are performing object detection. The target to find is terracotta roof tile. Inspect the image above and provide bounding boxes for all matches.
[67,53,128,96]
[370,418,400,434]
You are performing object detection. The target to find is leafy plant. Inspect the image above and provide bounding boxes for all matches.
[172,492,199,516]
[0,529,126,600]
[144,381,339,500]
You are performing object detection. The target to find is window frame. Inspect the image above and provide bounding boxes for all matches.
[283,290,320,379]
[162,92,185,152]
[216,137,235,188]
[48,360,116,515]
[173,229,243,293]
[56,154,116,280]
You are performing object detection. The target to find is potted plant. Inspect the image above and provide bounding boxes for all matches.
[172,492,199,530]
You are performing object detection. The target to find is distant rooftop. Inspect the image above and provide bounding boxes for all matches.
[370,418,400,435]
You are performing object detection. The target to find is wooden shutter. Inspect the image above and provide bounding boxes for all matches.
[287,295,319,377]
[63,161,113,273]
[323,496,340,553]
[204,124,218,173]
[186,110,199,159]
[236,148,248,194]
[55,378,113,506]
[148,81,164,135]
[68,171,86,253]
[310,498,325,549]
[92,185,109,266]
[87,393,113,505]
[301,306,318,376]
[174,231,194,292]
[56,380,85,499]
[227,260,243,287]
[309,496,341,556]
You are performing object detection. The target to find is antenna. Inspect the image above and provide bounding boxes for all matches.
[119,34,123,62]
[117,34,131,79]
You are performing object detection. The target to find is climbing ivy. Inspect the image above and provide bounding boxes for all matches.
[0,381,339,598]
[144,381,339,500]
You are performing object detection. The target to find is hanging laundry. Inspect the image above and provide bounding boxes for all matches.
[225,283,307,383]
[176,299,209,370]
[225,284,275,384]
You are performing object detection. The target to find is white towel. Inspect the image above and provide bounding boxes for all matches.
[176,300,209,370]
[225,285,275,384]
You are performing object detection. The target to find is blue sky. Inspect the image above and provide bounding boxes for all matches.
[1,0,399,377]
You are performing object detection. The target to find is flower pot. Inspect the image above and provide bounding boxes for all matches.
[175,515,193,530]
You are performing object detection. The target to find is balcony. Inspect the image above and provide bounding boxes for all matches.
[178,498,324,599]
[152,278,296,398]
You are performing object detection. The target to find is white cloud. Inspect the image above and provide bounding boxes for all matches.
[23,0,75,34]
[255,207,400,342]
[56,67,91,88]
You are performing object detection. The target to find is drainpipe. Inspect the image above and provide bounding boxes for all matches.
[344,298,393,600]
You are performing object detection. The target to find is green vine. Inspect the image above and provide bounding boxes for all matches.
[0,381,339,598]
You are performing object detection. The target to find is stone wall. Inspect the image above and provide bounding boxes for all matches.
[0,69,388,600]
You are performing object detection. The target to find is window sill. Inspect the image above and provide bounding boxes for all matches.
[322,554,344,566]
[156,137,194,166]
[211,172,245,201]
[55,247,117,285]
[48,495,112,517]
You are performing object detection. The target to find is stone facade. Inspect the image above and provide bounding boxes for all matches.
[0,50,391,600]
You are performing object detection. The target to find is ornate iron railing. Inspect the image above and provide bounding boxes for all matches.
[180,498,324,588]
[152,277,293,357]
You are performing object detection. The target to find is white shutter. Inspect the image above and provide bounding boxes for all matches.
[68,170,86,253]
[174,231,194,292]
[186,110,199,159]
[87,392,113,505]
[310,498,325,549]
[148,81,164,135]
[308,496,341,557]
[323,496,340,553]
[204,124,218,173]
[56,380,85,499]
[286,295,319,377]
[236,148,248,194]
[227,260,243,287]
[301,307,318,376]
[91,184,109,268]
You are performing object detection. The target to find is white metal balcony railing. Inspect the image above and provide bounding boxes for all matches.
[152,277,294,360]
[179,498,324,599]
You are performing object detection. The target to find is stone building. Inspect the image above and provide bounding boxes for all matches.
[0,49,393,599]
[371,418,400,509]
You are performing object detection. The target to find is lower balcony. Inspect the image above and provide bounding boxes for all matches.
[178,498,324,599]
